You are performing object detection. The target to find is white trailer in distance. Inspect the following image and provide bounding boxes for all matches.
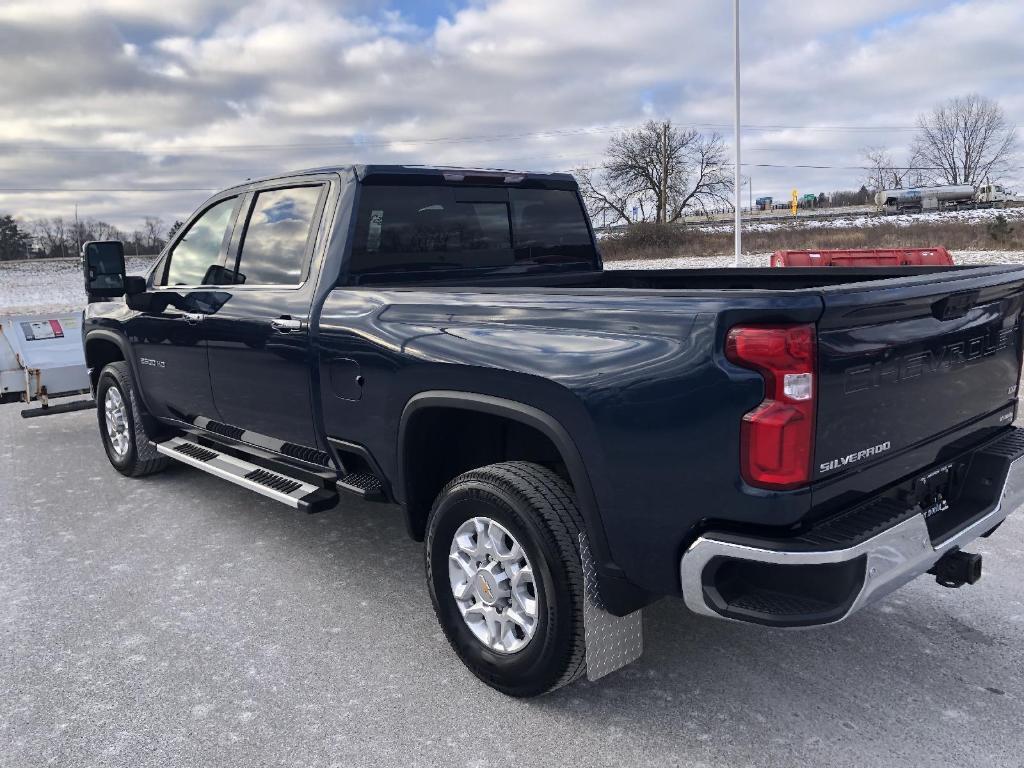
[876,183,1020,214]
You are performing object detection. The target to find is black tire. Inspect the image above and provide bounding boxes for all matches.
[96,361,169,478]
[425,461,587,697]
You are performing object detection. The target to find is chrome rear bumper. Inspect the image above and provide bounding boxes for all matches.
[680,453,1024,627]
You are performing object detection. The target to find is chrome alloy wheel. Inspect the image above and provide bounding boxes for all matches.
[103,386,130,458]
[448,516,539,654]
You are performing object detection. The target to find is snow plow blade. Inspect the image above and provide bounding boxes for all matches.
[20,398,94,419]
[772,247,954,267]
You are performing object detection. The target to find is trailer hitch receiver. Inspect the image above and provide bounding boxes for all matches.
[928,549,982,588]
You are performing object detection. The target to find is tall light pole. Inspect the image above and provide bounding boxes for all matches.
[732,0,742,267]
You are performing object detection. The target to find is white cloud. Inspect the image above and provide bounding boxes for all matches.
[0,0,1020,231]
[0,0,236,27]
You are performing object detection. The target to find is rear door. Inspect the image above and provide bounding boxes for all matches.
[814,267,1024,481]
[206,180,330,450]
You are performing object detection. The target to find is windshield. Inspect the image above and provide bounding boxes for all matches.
[347,184,595,280]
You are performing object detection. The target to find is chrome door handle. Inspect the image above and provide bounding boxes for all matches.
[271,318,305,332]
[183,312,205,324]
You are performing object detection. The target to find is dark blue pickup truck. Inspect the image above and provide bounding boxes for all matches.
[82,165,1024,696]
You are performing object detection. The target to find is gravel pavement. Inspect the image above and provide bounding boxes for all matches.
[4,404,1024,767]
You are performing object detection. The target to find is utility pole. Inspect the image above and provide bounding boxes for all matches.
[661,121,670,224]
[732,0,742,267]
[74,203,81,256]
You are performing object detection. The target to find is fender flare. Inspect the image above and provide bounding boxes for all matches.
[83,329,160,434]
[397,390,636,609]
[84,328,136,378]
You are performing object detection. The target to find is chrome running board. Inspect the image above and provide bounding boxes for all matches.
[156,436,338,512]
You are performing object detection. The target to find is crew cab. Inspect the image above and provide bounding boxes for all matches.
[82,165,1024,697]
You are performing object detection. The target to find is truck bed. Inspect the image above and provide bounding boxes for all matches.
[373,265,970,291]
[396,263,1024,484]
[323,261,1024,596]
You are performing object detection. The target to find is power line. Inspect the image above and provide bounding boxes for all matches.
[0,124,632,155]
[0,157,1013,194]
[0,187,217,193]
[564,161,993,173]
[0,164,987,193]
[697,123,918,132]
[4,121,1021,157]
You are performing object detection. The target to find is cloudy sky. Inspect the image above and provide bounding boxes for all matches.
[0,0,1020,233]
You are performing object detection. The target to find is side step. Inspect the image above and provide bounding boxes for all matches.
[190,431,337,489]
[338,472,384,501]
[156,437,338,513]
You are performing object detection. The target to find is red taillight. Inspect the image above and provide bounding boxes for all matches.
[725,324,816,489]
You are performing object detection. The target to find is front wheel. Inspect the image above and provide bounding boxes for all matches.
[425,462,587,697]
[96,361,169,477]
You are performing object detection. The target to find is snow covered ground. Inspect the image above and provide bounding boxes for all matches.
[595,206,1024,239]
[2,250,1024,313]
[0,256,155,315]
[693,205,1024,234]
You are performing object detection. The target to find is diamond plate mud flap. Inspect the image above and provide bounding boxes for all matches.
[579,533,643,681]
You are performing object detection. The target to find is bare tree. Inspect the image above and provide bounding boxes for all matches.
[576,120,733,225]
[142,216,165,251]
[862,146,920,192]
[127,229,145,256]
[32,217,70,258]
[91,220,124,242]
[912,94,1017,186]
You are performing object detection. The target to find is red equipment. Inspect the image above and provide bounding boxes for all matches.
[771,247,954,268]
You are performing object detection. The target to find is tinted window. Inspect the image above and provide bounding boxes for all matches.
[350,186,513,276]
[510,189,592,260]
[235,186,323,285]
[163,197,237,286]
[349,185,593,279]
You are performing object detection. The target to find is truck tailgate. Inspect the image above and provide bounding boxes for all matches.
[815,266,1024,480]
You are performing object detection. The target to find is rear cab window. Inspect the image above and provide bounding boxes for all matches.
[347,184,595,282]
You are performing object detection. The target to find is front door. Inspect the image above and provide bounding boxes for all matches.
[128,195,241,422]
[206,182,329,449]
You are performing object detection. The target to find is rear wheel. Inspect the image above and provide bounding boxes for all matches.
[96,361,169,477]
[425,462,587,697]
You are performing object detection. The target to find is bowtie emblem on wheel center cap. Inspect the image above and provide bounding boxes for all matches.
[476,570,498,604]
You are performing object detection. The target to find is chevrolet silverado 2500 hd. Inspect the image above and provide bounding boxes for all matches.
[82,165,1024,696]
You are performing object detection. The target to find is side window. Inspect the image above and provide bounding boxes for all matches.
[162,197,237,286]
[233,186,323,285]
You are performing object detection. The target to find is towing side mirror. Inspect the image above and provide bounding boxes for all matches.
[82,240,127,301]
